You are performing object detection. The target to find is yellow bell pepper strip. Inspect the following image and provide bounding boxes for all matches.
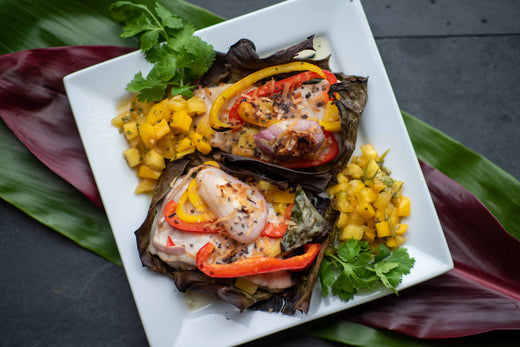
[175,187,214,224]
[209,62,327,131]
[196,242,321,278]
[187,178,208,213]
[228,69,338,127]
[319,120,342,132]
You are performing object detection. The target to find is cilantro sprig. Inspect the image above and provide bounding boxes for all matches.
[319,238,415,302]
[110,1,216,102]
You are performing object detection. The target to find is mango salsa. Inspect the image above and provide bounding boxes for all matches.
[327,144,411,249]
[112,94,211,194]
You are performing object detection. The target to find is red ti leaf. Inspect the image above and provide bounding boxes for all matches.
[334,160,520,338]
[0,46,135,209]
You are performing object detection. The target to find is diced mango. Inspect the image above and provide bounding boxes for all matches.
[256,180,295,204]
[156,132,176,160]
[347,212,364,225]
[176,137,195,152]
[340,224,364,241]
[357,187,377,203]
[397,196,411,217]
[122,147,142,167]
[111,111,132,128]
[123,121,139,140]
[139,123,156,148]
[170,110,192,133]
[371,178,387,193]
[363,227,376,242]
[189,132,212,155]
[336,212,348,229]
[153,118,170,140]
[373,190,392,210]
[186,96,207,115]
[365,159,380,179]
[357,202,375,219]
[376,221,393,238]
[127,136,145,152]
[395,224,408,235]
[347,180,365,196]
[143,149,165,171]
[385,237,397,248]
[166,95,187,112]
[360,144,379,161]
[326,182,348,196]
[344,163,363,179]
[336,172,349,183]
[334,191,351,213]
[134,178,157,194]
[235,277,258,295]
[138,165,162,180]
[146,101,167,124]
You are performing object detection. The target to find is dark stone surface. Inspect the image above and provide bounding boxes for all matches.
[1,1,519,346]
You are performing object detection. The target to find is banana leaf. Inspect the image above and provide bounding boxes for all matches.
[403,112,520,240]
[0,0,223,55]
[0,121,122,266]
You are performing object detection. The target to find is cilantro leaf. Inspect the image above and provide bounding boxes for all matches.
[140,29,161,52]
[110,1,215,102]
[155,2,183,31]
[319,238,415,302]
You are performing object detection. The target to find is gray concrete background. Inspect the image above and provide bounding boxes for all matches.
[1,1,519,346]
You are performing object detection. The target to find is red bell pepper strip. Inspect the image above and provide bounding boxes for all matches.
[261,203,293,238]
[228,69,337,126]
[164,200,292,238]
[167,236,176,247]
[196,242,321,278]
[277,130,339,169]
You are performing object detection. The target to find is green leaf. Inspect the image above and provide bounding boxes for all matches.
[139,28,161,51]
[281,188,331,252]
[402,111,520,239]
[298,319,434,347]
[0,0,223,55]
[155,2,183,30]
[109,1,150,23]
[0,121,121,266]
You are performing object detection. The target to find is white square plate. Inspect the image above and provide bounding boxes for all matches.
[64,0,453,346]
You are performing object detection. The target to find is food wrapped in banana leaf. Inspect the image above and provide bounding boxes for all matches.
[135,37,367,314]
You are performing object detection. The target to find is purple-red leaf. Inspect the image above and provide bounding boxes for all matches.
[335,160,520,338]
[0,46,135,209]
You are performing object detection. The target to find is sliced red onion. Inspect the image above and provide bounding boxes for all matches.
[152,239,187,256]
[254,119,325,159]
